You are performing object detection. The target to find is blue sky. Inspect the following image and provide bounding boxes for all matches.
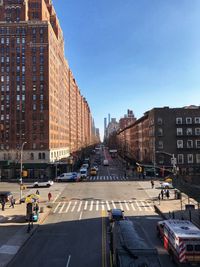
[53,0,200,139]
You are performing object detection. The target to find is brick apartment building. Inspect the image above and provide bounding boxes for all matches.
[117,106,200,178]
[0,0,96,179]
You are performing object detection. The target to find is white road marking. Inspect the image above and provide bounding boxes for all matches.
[71,201,77,212]
[130,201,136,211]
[101,201,105,210]
[53,192,61,203]
[79,211,83,220]
[111,200,116,209]
[66,255,71,267]
[59,203,65,213]
[65,202,71,213]
[119,201,123,210]
[0,245,20,255]
[84,201,88,210]
[77,201,82,212]
[141,201,148,211]
[136,200,142,211]
[96,200,99,211]
[124,200,129,211]
[90,200,93,211]
[106,200,110,210]
[53,202,61,213]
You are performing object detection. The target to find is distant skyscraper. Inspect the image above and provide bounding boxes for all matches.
[108,113,111,124]
[104,117,107,138]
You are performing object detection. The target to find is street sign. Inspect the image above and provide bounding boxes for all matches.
[20,184,26,190]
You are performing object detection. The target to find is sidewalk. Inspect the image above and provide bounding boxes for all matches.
[144,180,200,228]
[0,195,52,267]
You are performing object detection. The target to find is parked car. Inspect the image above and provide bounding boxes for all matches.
[32,180,54,188]
[56,172,79,182]
[108,208,125,222]
[103,159,109,166]
[90,167,97,176]
[0,191,13,202]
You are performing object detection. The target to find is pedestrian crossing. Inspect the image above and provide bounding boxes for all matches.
[86,175,128,181]
[52,199,154,214]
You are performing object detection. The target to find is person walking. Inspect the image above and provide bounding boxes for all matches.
[48,192,52,202]
[9,196,15,208]
[161,189,164,200]
[36,190,40,195]
[151,179,154,188]
[1,198,5,211]
[166,189,170,200]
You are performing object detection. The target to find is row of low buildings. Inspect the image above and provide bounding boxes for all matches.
[106,106,200,182]
[0,0,100,180]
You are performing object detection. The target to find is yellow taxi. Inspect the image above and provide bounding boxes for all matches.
[90,168,97,176]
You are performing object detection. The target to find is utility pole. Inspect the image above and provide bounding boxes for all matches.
[20,141,27,202]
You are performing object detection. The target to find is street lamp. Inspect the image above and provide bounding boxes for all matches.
[156,150,177,175]
[20,141,27,202]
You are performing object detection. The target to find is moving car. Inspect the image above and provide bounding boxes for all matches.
[80,168,88,179]
[90,167,97,176]
[32,180,54,188]
[160,182,173,189]
[108,208,125,222]
[56,172,79,182]
[103,159,109,166]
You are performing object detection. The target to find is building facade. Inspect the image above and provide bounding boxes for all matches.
[117,106,200,177]
[0,0,95,179]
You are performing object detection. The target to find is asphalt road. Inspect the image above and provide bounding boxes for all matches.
[7,149,176,267]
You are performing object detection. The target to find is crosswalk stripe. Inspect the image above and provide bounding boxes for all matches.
[65,202,71,213]
[53,200,153,214]
[71,201,77,212]
[101,201,105,210]
[96,200,99,211]
[59,203,65,213]
[119,201,123,210]
[130,201,136,211]
[111,200,116,209]
[124,200,129,211]
[136,200,142,211]
[77,201,82,212]
[90,200,93,211]
[84,201,88,210]
[53,202,60,213]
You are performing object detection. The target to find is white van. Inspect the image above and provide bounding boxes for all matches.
[103,159,109,166]
[56,172,78,182]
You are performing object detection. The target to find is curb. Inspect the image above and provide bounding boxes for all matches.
[154,204,167,220]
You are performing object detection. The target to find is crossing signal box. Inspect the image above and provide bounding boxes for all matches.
[137,166,143,173]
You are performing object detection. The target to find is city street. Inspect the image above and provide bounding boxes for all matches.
[6,153,176,267]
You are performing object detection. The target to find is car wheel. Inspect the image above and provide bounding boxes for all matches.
[34,184,39,188]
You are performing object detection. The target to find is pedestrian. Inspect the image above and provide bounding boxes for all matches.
[48,192,52,202]
[9,196,15,208]
[1,198,5,211]
[36,190,40,195]
[158,193,161,205]
[161,189,164,200]
[166,189,170,200]
[151,179,154,188]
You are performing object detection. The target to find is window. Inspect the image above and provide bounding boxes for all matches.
[178,154,184,164]
[158,128,163,136]
[38,153,41,159]
[186,128,192,135]
[177,140,183,148]
[187,140,193,148]
[186,117,192,124]
[30,153,34,160]
[196,154,200,164]
[195,117,200,124]
[176,117,182,124]
[157,118,163,125]
[177,128,183,136]
[158,141,163,149]
[33,104,36,110]
[196,140,200,148]
[33,95,36,101]
[187,154,193,163]
[195,128,200,135]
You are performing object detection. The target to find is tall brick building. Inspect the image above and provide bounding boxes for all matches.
[117,106,200,177]
[0,0,95,179]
